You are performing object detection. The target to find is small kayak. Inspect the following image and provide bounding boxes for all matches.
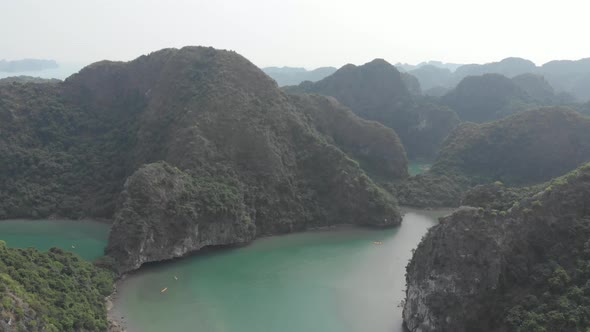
[161,287,168,293]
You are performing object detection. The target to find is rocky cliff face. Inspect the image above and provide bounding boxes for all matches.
[284,59,460,161]
[404,163,590,331]
[107,162,256,272]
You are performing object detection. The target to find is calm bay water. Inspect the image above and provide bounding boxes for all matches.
[0,219,110,260]
[114,209,449,332]
[0,210,447,332]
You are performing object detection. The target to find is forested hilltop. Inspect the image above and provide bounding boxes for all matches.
[0,46,408,274]
[442,73,574,123]
[4,46,590,332]
[403,56,590,102]
[396,107,590,207]
[404,163,590,332]
[284,59,460,161]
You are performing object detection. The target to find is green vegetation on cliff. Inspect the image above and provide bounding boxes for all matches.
[394,107,590,208]
[433,107,590,184]
[102,48,403,272]
[288,93,408,179]
[0,46,404,274]
[404,163,590,332]
[0,242,113,332]
[0,76,143,219]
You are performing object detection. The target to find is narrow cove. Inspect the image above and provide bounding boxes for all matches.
[112,208,450,332]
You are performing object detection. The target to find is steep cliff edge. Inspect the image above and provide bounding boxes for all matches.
[404,163,590,331]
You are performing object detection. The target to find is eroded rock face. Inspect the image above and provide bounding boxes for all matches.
[403,208,506,332]
[403,164,590,331]
[107,162,255,273]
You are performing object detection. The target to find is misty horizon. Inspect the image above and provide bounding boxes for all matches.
[2,0,590,70]
[2,52,590,75]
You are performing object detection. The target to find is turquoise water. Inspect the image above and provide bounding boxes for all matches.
[408,162,432,176]
[114,209,448,332]
[0,219,110,260]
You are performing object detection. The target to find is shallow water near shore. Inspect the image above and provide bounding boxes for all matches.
[0,219,110,260]
[114,208,450,332]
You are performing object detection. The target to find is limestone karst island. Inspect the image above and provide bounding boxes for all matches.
[2,1,590,331]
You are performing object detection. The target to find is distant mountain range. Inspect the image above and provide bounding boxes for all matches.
[0,59,59,72]
[396,60,464,72]
[405,57,590,101]
[0,75,61,84]
[262,66,337,86]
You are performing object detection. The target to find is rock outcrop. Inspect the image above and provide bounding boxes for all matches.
[107,162,256,272]
[404,163,590,331]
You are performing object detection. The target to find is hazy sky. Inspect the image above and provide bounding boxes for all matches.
[2,0,590,68]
